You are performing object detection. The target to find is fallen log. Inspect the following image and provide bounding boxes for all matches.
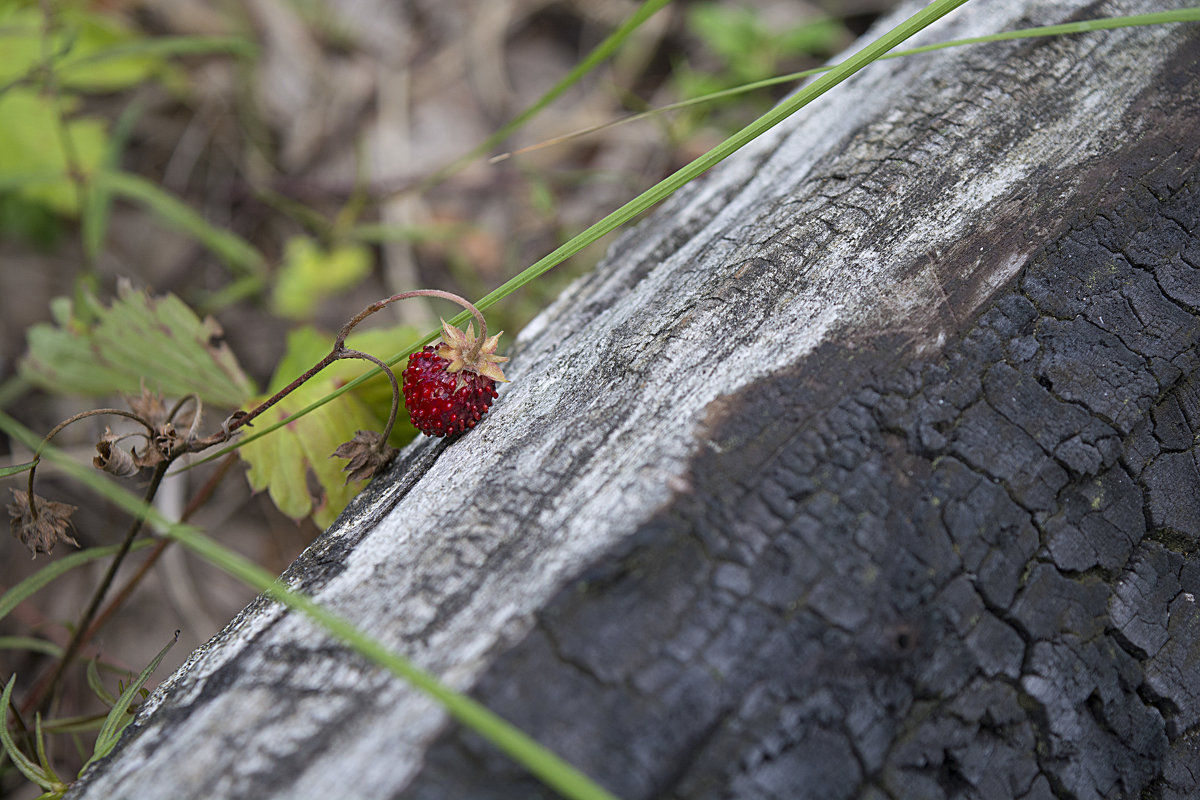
[69,1,1200,798]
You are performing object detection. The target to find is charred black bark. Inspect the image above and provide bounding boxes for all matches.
[404,26,1200,800]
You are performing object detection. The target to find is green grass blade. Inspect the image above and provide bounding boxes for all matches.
[878,6,1200,57]
[0,461,36,478]
[0,540,155,625]
[33,714,62,784]
[95,171,266,277]
[60,35,256,67]
[0,637,64,659]
[1,676,54,790]
[494,9,1200,164]
[189,0,975,466]
[342,222,469,244]
[38,712,108,736]
[83,632,177,770]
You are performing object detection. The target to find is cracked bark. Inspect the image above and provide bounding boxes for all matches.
[67,2,1200,799]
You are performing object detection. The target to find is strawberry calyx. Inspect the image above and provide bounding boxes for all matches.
[436,318,509,388]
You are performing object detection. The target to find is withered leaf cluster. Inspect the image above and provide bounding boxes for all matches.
[92,389,200,477]
[332,430,398,484]
[8,488,78,558]
[93,429,140,477]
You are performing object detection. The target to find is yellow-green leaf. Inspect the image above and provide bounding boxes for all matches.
[0,89,106,216]
[240,324,418,527]
[239,376,379,528]
[0,6,169,92]
[271,237,373,320]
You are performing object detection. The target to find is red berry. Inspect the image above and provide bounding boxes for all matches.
[403,345,500,437]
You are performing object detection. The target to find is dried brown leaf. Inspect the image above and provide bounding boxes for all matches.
[93,428,141,478]
[128,385,171,427]
[8,488,79,558]
[331,430,397,484]
[151,422,181,463]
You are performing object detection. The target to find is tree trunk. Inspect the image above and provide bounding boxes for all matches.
[68,1,1200,798]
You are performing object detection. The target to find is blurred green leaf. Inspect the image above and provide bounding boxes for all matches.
[20,282,256,408]
[0,5,174,89]
[240,324,417,527]
[55,12,167,91]
[83,99,143,261]
[688,4,763,67]
[271,237,372,320]
[59,34,254,90]
[0,89,106,216]
[778,19,845,56]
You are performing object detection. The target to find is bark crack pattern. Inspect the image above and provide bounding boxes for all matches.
[402,65,1200,800]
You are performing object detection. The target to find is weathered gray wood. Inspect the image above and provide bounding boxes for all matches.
[69,1,1200,798]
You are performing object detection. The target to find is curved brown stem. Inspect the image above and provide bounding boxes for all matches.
[167,394,203,440]
[336,290,489,362]
[26,409,155,519]
[341,349,400,446]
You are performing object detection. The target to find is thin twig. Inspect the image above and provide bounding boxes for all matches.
[214,349,340,437]
[25,462,171,717]
[341,349,400,445]
[79,454,239,646]
[337,290,488,362]
[26,409,154,519]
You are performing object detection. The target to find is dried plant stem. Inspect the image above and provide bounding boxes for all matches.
[27,462,170,717]
[341,350,401,445]
[26,409,155,519]
[338,290,489,362]
[222,349,341,434]
[79,454,240,659]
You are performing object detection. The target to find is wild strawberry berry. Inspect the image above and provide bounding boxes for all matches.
[402,320,508,437]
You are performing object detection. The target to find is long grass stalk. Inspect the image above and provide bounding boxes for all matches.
[193,0,974,466]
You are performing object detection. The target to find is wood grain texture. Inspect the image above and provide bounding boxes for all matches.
[68,1,1200,798]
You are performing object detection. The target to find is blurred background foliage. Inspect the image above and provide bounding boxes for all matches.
[0,0,885,791]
